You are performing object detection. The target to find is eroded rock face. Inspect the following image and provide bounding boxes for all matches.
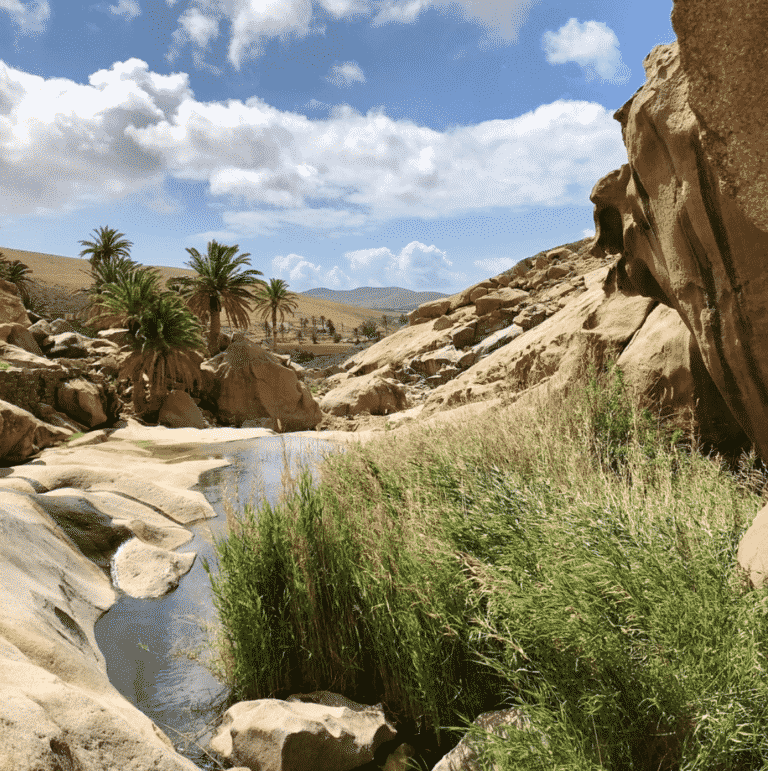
[320,368,408,417]
[590,37,768,459]
[203,335,321,431]
[159,389,206,429]
[0,399,71,461]
[0,279,30,326]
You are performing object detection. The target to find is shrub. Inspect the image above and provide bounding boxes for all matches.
[360,319,378,339]
[333,332,341,343]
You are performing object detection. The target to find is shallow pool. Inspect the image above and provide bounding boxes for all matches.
[94,434,346,768]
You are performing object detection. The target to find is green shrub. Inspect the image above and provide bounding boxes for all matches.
[360,319,378,339]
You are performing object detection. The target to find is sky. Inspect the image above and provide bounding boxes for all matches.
[0,0,675,294]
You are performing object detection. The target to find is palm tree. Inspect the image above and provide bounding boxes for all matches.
[252,278,300,349]
[118,292,206,414]
[88,265,163,334]
[78,226,133,269]
[182,241,265,356]
[0,253,34,304]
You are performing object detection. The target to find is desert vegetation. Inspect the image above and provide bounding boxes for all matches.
[205,353,768,769]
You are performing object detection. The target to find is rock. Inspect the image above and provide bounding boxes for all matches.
[96,351,126,378]
[546,264,571,280]
[159,389,206,429]
[203,335,322,431]
[474,288,529,316]
[545,247,575,262]
[433,315,454,331]
[112,538,196,599]
[48,332,91,359]
[468,286,489,303]
[320,369,409,417]
[0,482,206,771]
[511,260,532,278]
[384,743,416,771]
[49,318,76,334]
[97,328,130,346]
[492,273,511,287]
[451,323,477,349]
[513,304,548,331]
[617,304,748,454]
[526,270,549,290]
[534,254,550,270]
[0,341,63,370]
[431,708,538,771]
[0,322,43,355]
[475,311,510,337]
[410,298,451,323]
[738,503,768,589]
[209,698,397,771]
[0,399,71,462]
[423,268,656,415]
[0,278,30,326]
[410,345,467,377]
[28,318,55,347]
[589,37,768,460]
[57,378,108,428]
[472,324,525,358]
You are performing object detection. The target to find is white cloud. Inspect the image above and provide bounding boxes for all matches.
[317,0,370,17]
[109,0,140,20]
[0,0,50,32]
[542,18,631,85]
[175,6,218,47]
[0,58,627,238]
[272,252,352,291]
[344,241,461,289]
[373,0,537,43]
[326,61,366,88]
[583,228,595,238]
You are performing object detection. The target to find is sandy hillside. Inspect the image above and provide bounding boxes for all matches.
[0,245,390,332]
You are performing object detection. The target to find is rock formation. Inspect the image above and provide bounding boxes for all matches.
[202,334,322,431]
[589,27,768,460]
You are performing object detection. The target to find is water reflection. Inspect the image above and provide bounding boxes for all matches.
[94,435,346,767]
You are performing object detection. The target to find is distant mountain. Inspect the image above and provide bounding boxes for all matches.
[300,286,451,312]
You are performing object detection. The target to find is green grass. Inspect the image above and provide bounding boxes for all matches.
[0,361,9,370]
[205,355,768,769]
[65,431,85,442]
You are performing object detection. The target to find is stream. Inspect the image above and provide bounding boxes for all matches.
[93,434,348,769]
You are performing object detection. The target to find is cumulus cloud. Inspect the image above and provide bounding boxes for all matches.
[326,61,366,87]
[474,256,515,276]
[373,0,536,43]
[542,18,630,85]
[270,241,461,291]
[1,0,50,32]
[0,58,626,235]
[109,0,141,20]
[170,0,537,72]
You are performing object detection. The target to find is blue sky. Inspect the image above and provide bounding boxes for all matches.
[0,0,674,293]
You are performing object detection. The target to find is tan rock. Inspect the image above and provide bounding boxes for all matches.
[112,538,196,599]
[158,389,206,429]
[511,260,532,278]
[57,378,108,428]
[209,698,397,771]
[617,304,748,452]
[513,304,548,331]
[413,298,451,320]
[204,335,322,431]
[451,323,477,349]
[0,399,70,462]
[738,503,768,589]
[433,314,454,331]
[468,286,489,303]
[0,322,42,355]
[97,328,130,346]
[546,264,571,280]
[0,279,29,326]
[590,39,768,461]
[320,369,408,417]
[545,247,575,262]
[534,254,550,270]
[0,341,63,369]
[474,287,529,316]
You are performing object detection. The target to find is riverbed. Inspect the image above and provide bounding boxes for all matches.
[94,434,348,768]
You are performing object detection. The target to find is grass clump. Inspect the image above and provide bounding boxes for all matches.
[206,354,768,769]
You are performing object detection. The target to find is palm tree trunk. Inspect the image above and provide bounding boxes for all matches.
[272,306,277,349]
[209,309,221,357]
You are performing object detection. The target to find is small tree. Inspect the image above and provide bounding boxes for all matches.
[360,319,378,339]
[253,278,300,349]
[326,319,335,337]
[0,253,34,305]
[382,314,389,333]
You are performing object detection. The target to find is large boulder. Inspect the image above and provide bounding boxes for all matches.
[203,335,322,431]
[209,698,397,771]
[112,538,196,599]
[0,322,42,355]
[57,378,109,428]
[589,33,768,460]
[0,278,29,326]
[158,389,206,429]
[47,331,92,359]
[320,368,409,417]
[0,399,70,462]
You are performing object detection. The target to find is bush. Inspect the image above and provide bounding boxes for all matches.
[360,319,378,339]
[332,332,341,343]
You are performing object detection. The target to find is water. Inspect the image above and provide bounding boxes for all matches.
[94,434,347,768]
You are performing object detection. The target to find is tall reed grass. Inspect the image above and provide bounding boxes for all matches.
[205,354,768,769]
